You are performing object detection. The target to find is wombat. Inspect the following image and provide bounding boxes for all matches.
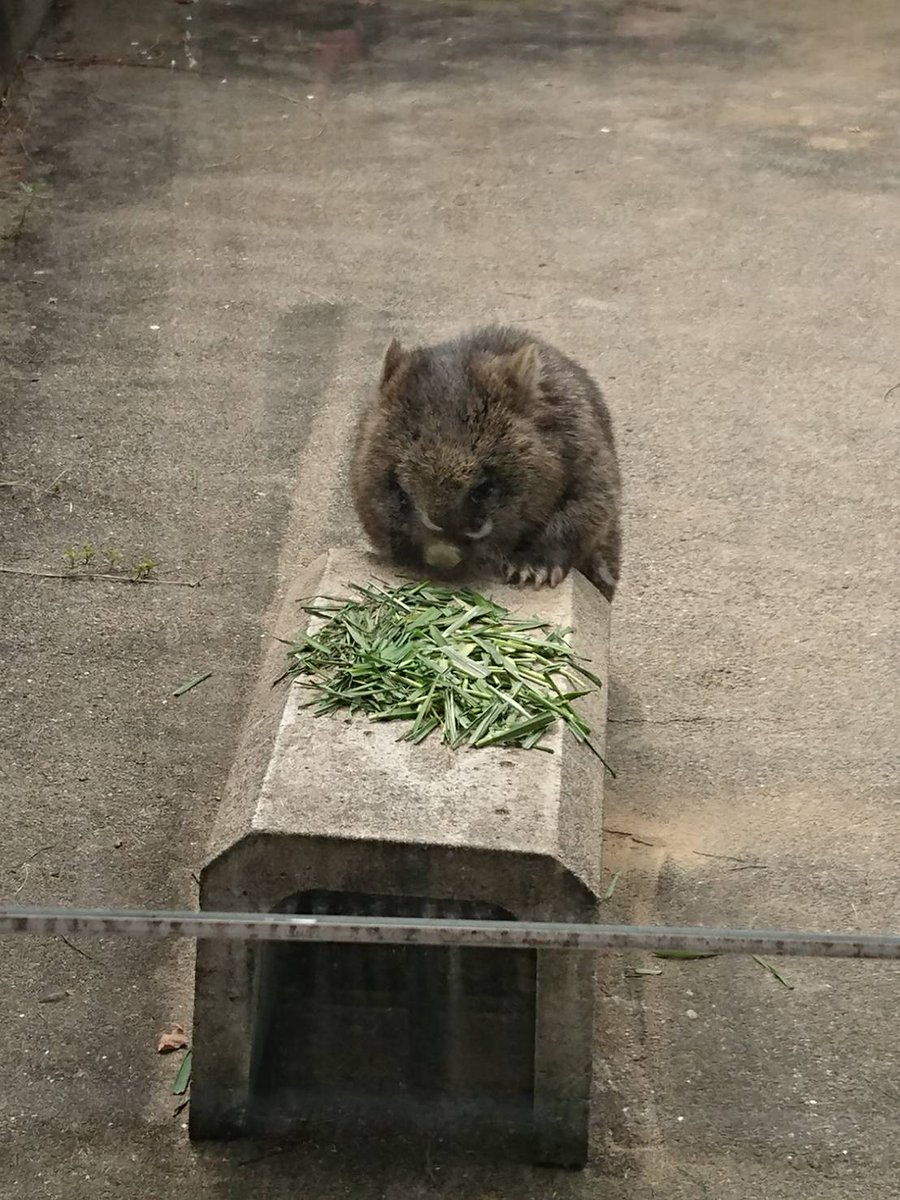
[350,325,622,600]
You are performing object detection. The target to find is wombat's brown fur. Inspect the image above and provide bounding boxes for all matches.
[351,325,622,600]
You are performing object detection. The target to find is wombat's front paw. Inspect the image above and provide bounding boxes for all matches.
[504,551,571,589]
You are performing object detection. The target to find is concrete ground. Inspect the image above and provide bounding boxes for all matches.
[1,0,898,1196]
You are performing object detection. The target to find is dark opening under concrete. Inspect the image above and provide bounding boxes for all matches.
[250,892,536,1152]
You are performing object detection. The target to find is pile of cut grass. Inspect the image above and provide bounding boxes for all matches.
[284,580,613,774]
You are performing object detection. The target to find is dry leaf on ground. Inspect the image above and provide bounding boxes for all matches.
[157,1023,189,1053]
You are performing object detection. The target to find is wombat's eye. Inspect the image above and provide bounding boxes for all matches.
[467,484,492,513]
[467,470,508,511]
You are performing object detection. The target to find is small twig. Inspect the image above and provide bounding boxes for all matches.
[298,119,327,142]
[60,935,95,961]
[883,381,900,402]
[603,828,656,847]
[257,84,307,105]
[10,843,56,894]
[609,715,713,725]
[10,844,55,873]
[694,850,768,867]
[0,566,201,588]
[30,53,189,72]
[38,469,67,500]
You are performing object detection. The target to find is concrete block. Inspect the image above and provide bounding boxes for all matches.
[190,548,610,1165]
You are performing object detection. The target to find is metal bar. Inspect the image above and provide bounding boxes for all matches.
[0,906,898,959]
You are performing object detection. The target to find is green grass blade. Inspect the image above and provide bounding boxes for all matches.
[173,671,213,697]
[280,580,607,760]
[601,870,621,901]
[751,955,794,990]
[172,1049,192,1095]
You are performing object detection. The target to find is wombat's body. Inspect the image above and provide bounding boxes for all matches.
[351,325,622,600]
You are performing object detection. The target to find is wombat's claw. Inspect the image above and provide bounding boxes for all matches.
[505,564,527,585]
[505,562,569,589]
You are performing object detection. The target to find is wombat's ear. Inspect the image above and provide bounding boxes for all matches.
[505,342,542,394]
[472,342,542,402]
[381,338,409,388]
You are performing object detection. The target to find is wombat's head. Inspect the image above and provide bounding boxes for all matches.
[375,333,565,571]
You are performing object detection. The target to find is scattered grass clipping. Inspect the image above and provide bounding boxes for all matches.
[173,670,213,697]
[601,870,622,901]
[172,1049,192,1096]
[284,580,613,773]
[751,954,794,990]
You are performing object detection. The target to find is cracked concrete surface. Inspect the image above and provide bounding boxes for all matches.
[1,0,898,1196]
